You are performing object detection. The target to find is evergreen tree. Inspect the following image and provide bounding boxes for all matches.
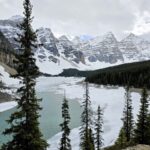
[115,128,127,149]
[88,128,95,150]
[80,82,95,150]
[134,87,150,144]
[122,86,134,142]
[94,105,103,150]
[59,94,71,150]
[1,0,48,149]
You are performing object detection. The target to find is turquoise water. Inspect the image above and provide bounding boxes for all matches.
[0,91,82,145]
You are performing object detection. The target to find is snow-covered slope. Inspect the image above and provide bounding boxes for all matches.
[0,65,18,86]
[1,16,150,74]
[0,16,22,50]
[35,28,86,74]
[0,65,18,111]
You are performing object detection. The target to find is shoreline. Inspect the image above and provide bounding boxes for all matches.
[0,101,17,112]
[0,91,17,112]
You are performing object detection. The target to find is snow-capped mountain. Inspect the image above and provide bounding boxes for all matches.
[76,32,123,63]
[57,35,85,64]
[0,16,23,50]
[119,33,150,62]
[35,28,85,74]
[36,27,59,56]
[1,16,150,74]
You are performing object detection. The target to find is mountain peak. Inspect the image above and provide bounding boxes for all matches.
[37,27,52,32]
[102,31,118,43]
[121,33,149,46]
[122,33,141,42]
[9,15,23,22]
[127,33,136,38]
[36,27,54,37]
[103,31,115,38]
[58,35,73,46]
[106,31,114,35]
[59,35,69,41]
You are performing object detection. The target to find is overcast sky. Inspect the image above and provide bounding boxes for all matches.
[0,0,150,39]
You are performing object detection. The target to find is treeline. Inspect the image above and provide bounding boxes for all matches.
[56,68,96,77]
[86,60,150,88]
[58,60,150,89]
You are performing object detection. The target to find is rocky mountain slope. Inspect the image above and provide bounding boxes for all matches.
[0,16,150,74]
[119,33,150,61]
[0,30,14,66]
[76,32,124,63]
[0,30,12,52]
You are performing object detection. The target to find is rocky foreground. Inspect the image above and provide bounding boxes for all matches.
[123,145,150,150]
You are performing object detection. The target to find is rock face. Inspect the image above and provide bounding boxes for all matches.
[123,145,150,150]
[57,35,85,64]
[76,32,123,63]
[37,28,59,56]
[0,30,14,66]
[36,28,85,67]
[0,30,13,52]
[119,33,150,61]
[1,16,150,74]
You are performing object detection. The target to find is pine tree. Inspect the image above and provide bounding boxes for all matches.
[134,87,150,144]
[1,0,48,149]
[94,106,103,150]
[88,129,95,150]
[59,94,71,150]
[122,86,134,142]
[80,82,95,150]
[115,128,127,149]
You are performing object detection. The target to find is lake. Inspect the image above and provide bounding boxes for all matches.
[0,77,141,148]
[0,90,82,145]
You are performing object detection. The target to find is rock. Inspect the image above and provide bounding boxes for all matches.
[123,145,150,150]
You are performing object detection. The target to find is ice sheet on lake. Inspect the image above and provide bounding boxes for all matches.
[40,77,141,150]
[0,101,17,112]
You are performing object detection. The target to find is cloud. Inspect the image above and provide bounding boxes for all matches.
[127,11,150,35]
[0,0,150,39]
[0,0,22,19]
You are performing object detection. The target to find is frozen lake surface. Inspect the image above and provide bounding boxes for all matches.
[0,77,141,149]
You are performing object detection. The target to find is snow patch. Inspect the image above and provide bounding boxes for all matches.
[0,101,17,112]
[0,65,19,86]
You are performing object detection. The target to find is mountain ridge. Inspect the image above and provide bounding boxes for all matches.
[0,15,150,74]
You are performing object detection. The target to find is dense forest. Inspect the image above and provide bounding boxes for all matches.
[57,60,150,88]
[56,68,97,77]
[85,60,150,88]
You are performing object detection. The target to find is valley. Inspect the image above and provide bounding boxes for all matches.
[1,16,150,75]
[0,14,150,150]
